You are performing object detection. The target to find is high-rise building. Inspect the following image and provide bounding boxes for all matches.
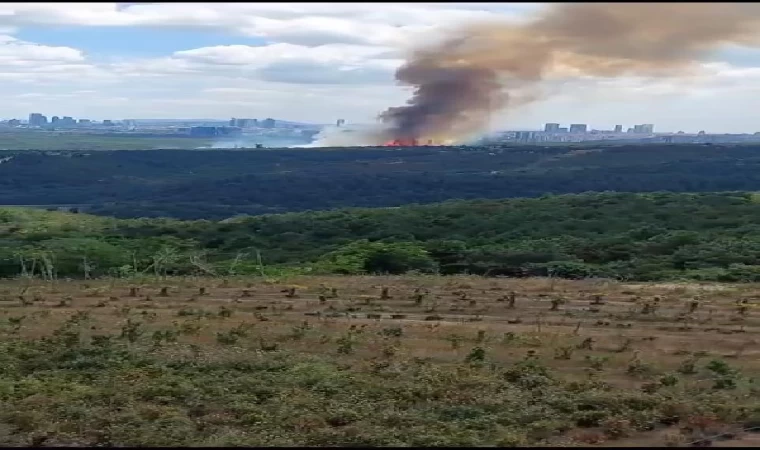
[336,119,346,127]
[633,124,655,134]
[61,116,75,126]
[261,118,276,128]
[230,118,257,128]
[51,116,60,124]
[544,123,560,132]
[78,119,91,125]
[614,125,623,133]
[569,123,588,133]
[515,131,535,142]
[28,113,47,126]
[558,127,568,133]
[102,120,114,126]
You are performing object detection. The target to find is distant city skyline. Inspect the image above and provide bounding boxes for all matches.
[13,112,760,136]
[6,111,758,147]
[11,113,324,126]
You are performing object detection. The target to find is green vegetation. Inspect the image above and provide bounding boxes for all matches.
[6,191,760,281]
[3,143,760,219]
[0,132,212,150]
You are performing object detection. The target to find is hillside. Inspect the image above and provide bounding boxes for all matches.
[5,143,760,219]
[4,191,760,281]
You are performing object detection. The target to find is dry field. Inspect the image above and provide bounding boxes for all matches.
[2,274,760,446]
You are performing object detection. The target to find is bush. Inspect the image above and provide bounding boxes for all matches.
[315,240,438,275]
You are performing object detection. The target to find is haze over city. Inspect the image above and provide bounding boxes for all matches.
[2,2,760,134]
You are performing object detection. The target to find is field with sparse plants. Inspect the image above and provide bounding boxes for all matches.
[2,274,760,446]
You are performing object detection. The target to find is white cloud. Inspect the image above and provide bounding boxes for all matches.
[0,34,116,88]
[0,2,536,47]
[0,35,83,63]
[97,41,404,90]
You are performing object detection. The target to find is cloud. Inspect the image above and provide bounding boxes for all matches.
[0,34,83,63]
[105,42,402,86]
[256,60,392,85]
[0,2,536,47]
[0,34,115,87]
[173,42,393,66]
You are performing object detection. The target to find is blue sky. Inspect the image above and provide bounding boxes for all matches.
[0,2,759,135]
[711,46,760,68]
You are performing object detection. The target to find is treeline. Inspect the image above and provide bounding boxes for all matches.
[6,144,760,219]
[4,191,760,281]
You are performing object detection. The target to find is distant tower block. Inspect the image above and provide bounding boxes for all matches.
[569,123,588,133]
[614,124,623,133]
[336,119,346,127]
[544,123,560,132]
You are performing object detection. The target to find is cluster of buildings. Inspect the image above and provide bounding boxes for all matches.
[25,113,115,128]
[199,117,321,140]
[12,115,291,136]
[505,122,657,143]
[485,122,760,145]
[228,118,277,129]
[0,114,320,145]
[185,126,242,138]
[542,122,654,134]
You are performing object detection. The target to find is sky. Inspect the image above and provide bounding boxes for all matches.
[2,2,760,133]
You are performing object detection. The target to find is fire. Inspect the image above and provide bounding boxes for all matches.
[383,138,438,146]
[384,138,418,146]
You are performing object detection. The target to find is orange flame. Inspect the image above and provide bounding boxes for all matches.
[384,138,422,146]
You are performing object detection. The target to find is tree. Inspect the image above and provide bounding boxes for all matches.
[316,240,437,275]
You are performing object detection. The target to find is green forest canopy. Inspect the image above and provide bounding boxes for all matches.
[6,143,760,219]
[4,191,760,282]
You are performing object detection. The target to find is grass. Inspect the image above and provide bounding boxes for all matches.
[0,132,213,150]
[1,274,760,446]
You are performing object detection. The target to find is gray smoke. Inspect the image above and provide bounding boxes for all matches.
[378,3,760,143]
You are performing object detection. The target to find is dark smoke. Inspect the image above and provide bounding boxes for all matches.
[378,3,760,143]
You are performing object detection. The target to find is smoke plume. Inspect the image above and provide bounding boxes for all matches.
[378,3,760,143]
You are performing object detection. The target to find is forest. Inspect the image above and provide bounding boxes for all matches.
[4,143,760,219]
[5,191,760,282]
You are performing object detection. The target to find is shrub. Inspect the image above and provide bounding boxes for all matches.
[380,326,403,338]
[465,346,486,364]
[315,240,438,275]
